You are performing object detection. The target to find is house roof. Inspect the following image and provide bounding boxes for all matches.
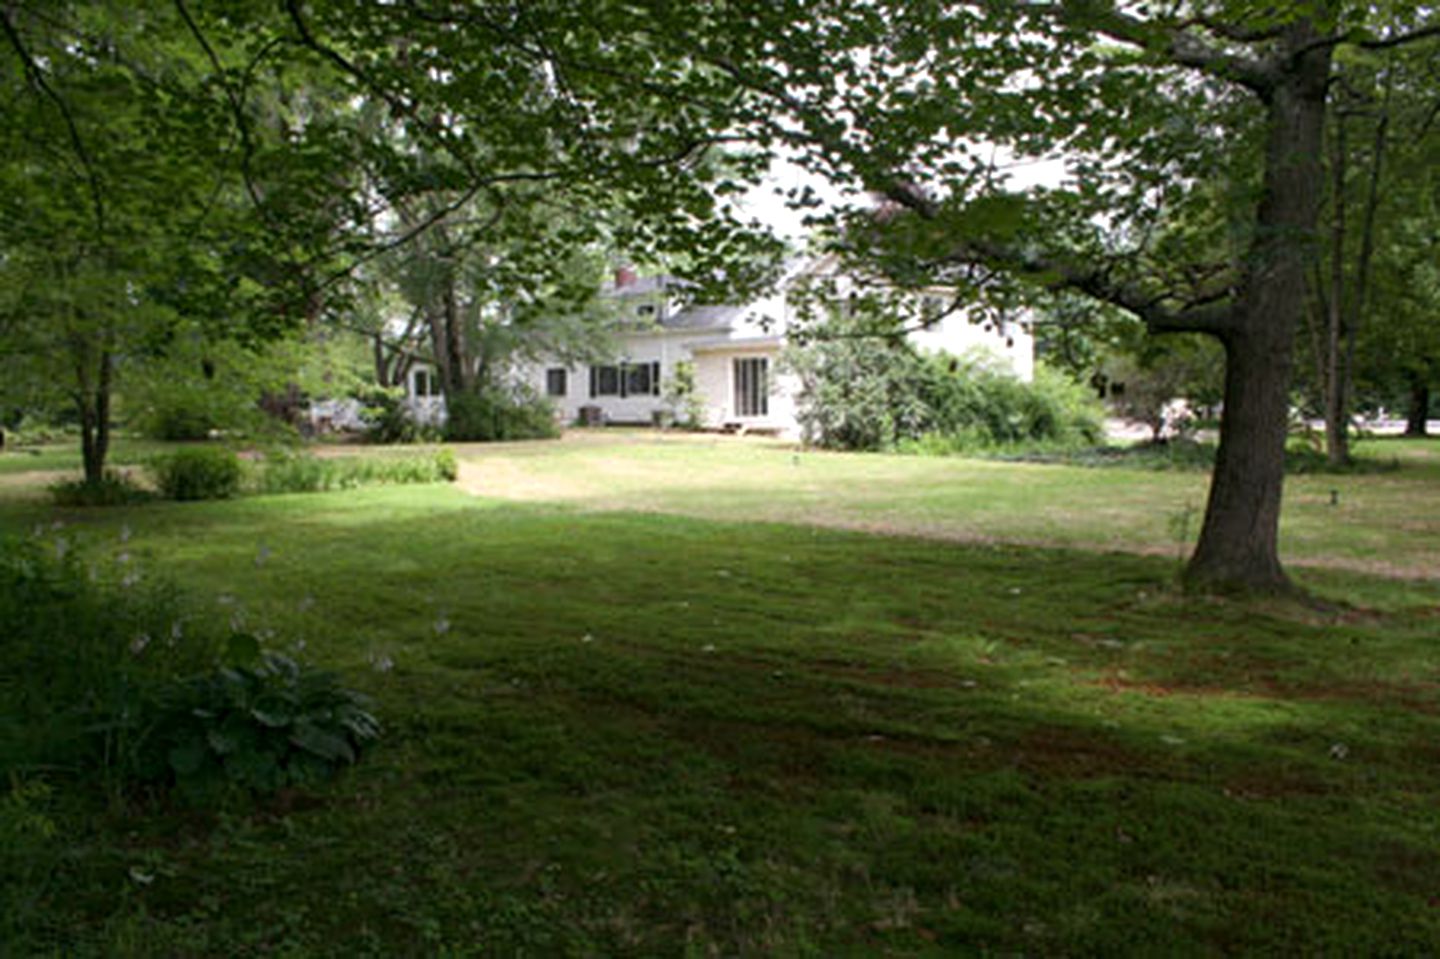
[663,304,746,331]
[686,334,785,353]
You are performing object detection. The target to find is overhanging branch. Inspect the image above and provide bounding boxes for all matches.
[1,7,106,237]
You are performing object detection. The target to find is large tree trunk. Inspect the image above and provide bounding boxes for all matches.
[1184,29,1331,594]
[426,278,470,398]
[1187,326,1295,592]
[1406,376,1430,436]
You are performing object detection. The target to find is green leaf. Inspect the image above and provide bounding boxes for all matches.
[291,722,356,764]
[168,739,207,777]
[226,632,262,666]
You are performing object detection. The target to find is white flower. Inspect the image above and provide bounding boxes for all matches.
[1329,742,1350,760]
[254,545,272,568]
[116,551,130,565]
[581,633,594,643]
[121,571,140,589]
[119,523,132,543]
[702,643,716,653]
[130,633,150,655]
[298,594,315,612]
[433,614,451,635]
[369,652,394,673]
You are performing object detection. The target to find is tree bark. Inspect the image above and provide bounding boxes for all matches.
[1324,113,1350,467]
[1406,376,1430,436]
[1183,28,1332,594]
[78,350,113,486]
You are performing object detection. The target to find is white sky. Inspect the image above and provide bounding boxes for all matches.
[734,153,1070,245]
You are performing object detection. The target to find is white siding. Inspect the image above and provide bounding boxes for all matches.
[911,310,1035,382]
[693,346,799,436]
[528,332,687,425]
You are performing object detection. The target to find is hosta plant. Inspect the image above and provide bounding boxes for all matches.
[144,635,380,799]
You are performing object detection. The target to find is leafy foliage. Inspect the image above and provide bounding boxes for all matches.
[444,385,559,443]
[149,446,244,501]
[0,530,378,806]
[355,386,441,445]
[657,359,706,429]
[786,312,1101,452]
[0,532,220,786]
[145,641,379,800]
[253,450,457,494]
[48,470,152,507]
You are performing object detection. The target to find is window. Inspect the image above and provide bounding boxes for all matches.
[545,368,568,398]
[413,368,437,398]
[636,303,657,317]
[625,361,661,397]
[590,361,660,399]
[733,357,769,417]
[590,365,620,397]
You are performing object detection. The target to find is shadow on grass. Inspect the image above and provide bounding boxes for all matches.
[7,488,1439,953]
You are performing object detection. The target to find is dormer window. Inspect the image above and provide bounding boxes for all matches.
[636,303,657,317]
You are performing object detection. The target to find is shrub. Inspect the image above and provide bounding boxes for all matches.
[662,360,706,428]
[252,449,458,494]
[356,386,439,445]
[444,384,559,442]
[0,532,379,801]
[143,638,379,800]
[149,446,244,501]
[139,400,214,442]
[0,533,220,786]
[48,471,151,507]
[919,357,1105,449]
[787,324,1103,453]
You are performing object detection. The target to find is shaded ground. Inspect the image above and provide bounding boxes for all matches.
[2,453,1439,953]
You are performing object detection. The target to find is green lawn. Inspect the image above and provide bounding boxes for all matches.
[0,436,185,476]
[3,434,1439,954]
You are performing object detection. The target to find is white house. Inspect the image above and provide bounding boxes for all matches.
[398,258,1035,438]
[513,258,1035,438]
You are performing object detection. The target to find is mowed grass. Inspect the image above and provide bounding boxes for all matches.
[447,431,1440,582]
[3,435,1440,954]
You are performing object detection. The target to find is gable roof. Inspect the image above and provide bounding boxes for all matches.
[663,304,746,331]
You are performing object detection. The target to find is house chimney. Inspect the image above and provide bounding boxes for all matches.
[615,265,637,289]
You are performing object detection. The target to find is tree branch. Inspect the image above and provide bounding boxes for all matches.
[877,182,1236,337]
[1355,22,1440,51]
[1054,2,1276,97]
[173,0,271,217]
[0,6,106,237]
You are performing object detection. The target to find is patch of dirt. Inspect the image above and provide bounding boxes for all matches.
[0,469,74,489]
[1093,671,1440,714]
[1009,724,1162,778]
[455,459,582,502]
[1222,769,1334,800]
[805,658,982,691]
